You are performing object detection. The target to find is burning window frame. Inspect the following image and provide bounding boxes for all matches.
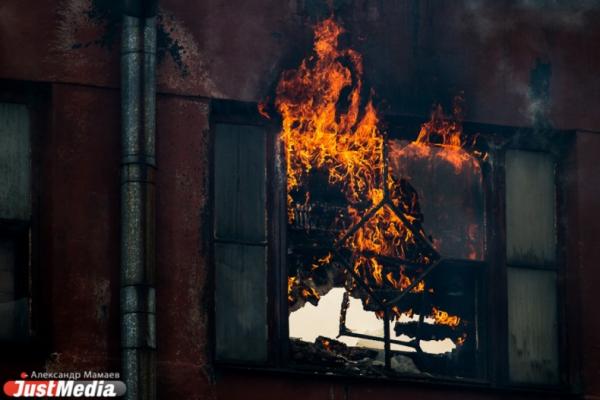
[211,98,576,390]
[210,19,578,391]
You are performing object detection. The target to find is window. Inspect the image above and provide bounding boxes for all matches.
[212,102,270,364]
[0,101,31,342]
[213,120,268,363]
[285,133,486,379]
[211,100,575,391]
[505,149,559,385]
[0,82,47,352]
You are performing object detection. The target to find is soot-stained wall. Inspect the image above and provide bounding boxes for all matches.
[0,1,599,399]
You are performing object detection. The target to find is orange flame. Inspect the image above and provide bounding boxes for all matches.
[312,252,333,270]
[276,18,384,223]
[431,307,461,328]
[278,18,439,305]
[385,269,425,293]
[279,19,471,353]
[393,94,482,175]
[287,276,298,303]
[258,100,271,119]
[288,276,320,304]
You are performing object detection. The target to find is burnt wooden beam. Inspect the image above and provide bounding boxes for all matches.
[394,321,466,341]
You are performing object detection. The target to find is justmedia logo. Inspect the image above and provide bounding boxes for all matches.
[3,372,127,397]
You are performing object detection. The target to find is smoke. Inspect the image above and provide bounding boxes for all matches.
[464,0,598,40]
[460,1,598,126]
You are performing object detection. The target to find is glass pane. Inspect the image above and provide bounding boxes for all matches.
[0,239,16,303]
[214,243,267,362]
[286,139,485,377]
[505,150,556,266]
[0,238,28,341]
[0,103,30,220]
[507,267,559,384]
[389,140,485,260]
[214,124,266,243]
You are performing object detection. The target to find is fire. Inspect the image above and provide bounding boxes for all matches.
[414,95,471,173]
[431,307,461,328]
[277,17,440,304]
[390,94,482,176]
[275,18,384,223]
[416,96,464,148]
[455,333,467,346]
[392,306,414,319]
[278,17,473,349]
[287,276,298,303]
[347,203,422,261]
[288,276,320,305]
[312,252,333,270]
[385,270,425,293]
[257,100,271,119]
[370,257,383,285]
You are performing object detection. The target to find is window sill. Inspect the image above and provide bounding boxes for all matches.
[215,362,576,397]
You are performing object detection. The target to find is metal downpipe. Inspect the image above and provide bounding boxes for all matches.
[120,3,157,399]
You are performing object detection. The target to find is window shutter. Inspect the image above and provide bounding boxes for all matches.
[505,150,556,266]
[507,268,559,383]
[0,103,30,220]
[213,123,268,363]
[505,149,559,384]
[0,102,31,341]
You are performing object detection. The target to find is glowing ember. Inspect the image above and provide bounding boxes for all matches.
[257,100,271,120]
[431,306,461,328]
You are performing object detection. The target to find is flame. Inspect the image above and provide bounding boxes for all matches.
[278,17,437,304]
[431,307,461,328]
[391,306,414,320]
[276,18,384,223]
[279,18,471,350]
[287,276,298,303]
[415,95,464,149]
[302,287,321,300]
[385,269,425,293]
[347,204,421,260]
[389,94,483,177]
[288,276,320,305]
[455,333,467,346]
[258,100,271,119]
[312,252,333,270]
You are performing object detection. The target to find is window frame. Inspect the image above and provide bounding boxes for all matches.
[210,99,580,395]
[0,80,50,358]
[488,130,578,392]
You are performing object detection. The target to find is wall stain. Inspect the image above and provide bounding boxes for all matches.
[71,0,190,75]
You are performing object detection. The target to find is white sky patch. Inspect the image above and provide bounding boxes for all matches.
[420,338,457,354]
[289,287,456,354]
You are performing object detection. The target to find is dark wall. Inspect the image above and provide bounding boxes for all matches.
[1,1,600,129]
[154,96,213,399]
[42,84,121,374]
[575,132,600,396]
[0,1,599,399]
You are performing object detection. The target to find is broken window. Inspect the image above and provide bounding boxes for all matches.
[286,136,485,377]
[212,18,570,389]
[211,104,569,387]
[278,19,486,379]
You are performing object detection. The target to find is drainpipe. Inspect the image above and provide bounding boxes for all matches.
[120,1,158,399]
